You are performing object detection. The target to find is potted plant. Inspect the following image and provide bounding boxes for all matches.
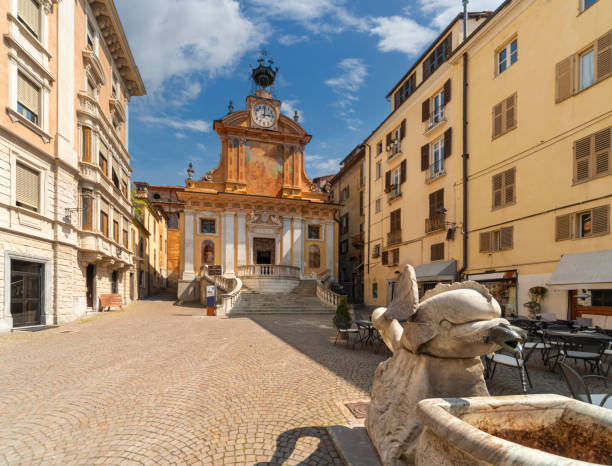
[333,296,351,331]
[523,286,548,319]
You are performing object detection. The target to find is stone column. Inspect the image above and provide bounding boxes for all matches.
[282,217,292,266]
[325,221,335,280]
[292,217,304,275]
[223,212,235,276]
[236,212,247,267]
[182,210,196,280]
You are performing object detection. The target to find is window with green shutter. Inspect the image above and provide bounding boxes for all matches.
[16,162,40,212]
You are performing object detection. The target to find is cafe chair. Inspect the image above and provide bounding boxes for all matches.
[558,362,612,409]
[333,315,360,350]
[484,345,537,394]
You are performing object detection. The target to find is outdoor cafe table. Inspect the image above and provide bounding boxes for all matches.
[545,329,612,342]
[354,320,376,346]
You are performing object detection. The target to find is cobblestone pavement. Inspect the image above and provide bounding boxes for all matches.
[0,299,604,465]
[0,299,384,465]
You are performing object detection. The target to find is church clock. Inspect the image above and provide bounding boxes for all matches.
[252,103,276,128]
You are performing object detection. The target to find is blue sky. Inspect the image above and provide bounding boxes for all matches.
[115,0,503,185]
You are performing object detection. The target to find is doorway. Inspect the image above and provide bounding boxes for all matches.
[111,270,118,294]
[253,238,275,265]
[11,260,43,327]
[130,273,134,301]
[86,264,95,308]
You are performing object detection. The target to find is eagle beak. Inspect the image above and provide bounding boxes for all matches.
[487,324,525,352]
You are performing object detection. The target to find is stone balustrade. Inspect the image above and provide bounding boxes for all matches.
[316,281,344,308]
[200,265,243,316]
[236,264,301,278]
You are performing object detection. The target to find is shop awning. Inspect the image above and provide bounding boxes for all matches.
[548,249,612,290]
[414,259,457,282]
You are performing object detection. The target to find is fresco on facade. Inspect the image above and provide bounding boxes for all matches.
[245,142,284,196]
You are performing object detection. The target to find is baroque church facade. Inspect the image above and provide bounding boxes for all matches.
[177,59,340,300]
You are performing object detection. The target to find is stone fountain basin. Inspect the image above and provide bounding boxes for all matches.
[415,395,612,465]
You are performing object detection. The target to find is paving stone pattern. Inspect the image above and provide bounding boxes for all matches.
[0,299,382,465]
[0,299,601,465]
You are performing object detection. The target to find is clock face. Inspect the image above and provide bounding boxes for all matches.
[252,103,276,128]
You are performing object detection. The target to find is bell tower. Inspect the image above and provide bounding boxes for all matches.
[247,52,281,131]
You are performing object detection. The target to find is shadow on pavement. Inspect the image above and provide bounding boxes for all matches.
[237,313,388,393]
[255,426,338,466]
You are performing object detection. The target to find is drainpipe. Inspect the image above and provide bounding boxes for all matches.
[362,143,372,276]
[458,52,469,281]
[463,0,469,41]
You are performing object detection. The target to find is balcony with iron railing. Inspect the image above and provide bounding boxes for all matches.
[387,141,401,159]
[424,107,447,134]
[387,229,402,245]
[351,232,364,247]
[425,213,446,234]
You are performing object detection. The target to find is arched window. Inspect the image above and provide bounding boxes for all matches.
[308,245,320,269]
[201,240,214,266]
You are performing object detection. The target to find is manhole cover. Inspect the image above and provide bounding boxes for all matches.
[344,402,369,419]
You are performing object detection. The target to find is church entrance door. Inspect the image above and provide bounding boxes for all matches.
[253,238,275,265]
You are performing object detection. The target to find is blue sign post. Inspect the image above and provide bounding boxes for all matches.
[206,285,216,316]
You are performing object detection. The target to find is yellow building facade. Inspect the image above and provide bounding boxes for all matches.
[177,61,340,303]
[330,146,366,303]
[361,0,611,325]
[457,0,612,322]
[364,13,488,307]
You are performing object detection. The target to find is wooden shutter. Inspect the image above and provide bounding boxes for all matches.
[574,135,592,182]
[82,127,91,162]
[444,128,452,158]
[392,248,400,265]
[429,192,436,218]
[492,173,503,208]
[431,243,444,261]
[555,55,574,103]
[400,119,406,140]
[500,226,514,250]
[429,189,443,217]
[359,191,364,215]
[505,94,516,132]
[479,232,491,253]
[18,0,41,37]
[421,144,429,171]
[492,102,503,138]
[385,171,391,191]
[443,79,451,105]
[400,160,406,184]
[592,204,610,235]
[504,167,515,205]
[555,213,572,241]
[386,132,392,147]
[422,99,430,122]
[595,30,612,82]
[17,73,40,115]
[594,127,610,176]
[359,164,364,186]
[390,209,401,231]
[382,250,388,265]
[16,162,40,211]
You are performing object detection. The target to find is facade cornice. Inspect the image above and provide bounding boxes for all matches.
[87,0,146,96]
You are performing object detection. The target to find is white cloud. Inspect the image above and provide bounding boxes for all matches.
[370,16,437,55]
[196,143,207,152]
[247,0,366,34]
[325,58,367,93]
[278,34,309,46]
[175,133,187,139]
[416,0,503,30]
[326,58,367,131]
[116,0,266,94]
[280,99,304,123]
[139,115,211,133]
[305,154,341,177]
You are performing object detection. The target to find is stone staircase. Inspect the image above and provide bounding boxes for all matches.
[231,280,334,315]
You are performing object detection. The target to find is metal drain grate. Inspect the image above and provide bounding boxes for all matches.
[344,402,369,419]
